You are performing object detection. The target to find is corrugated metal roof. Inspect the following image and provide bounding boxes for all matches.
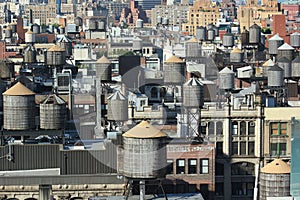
[40,94,66,105]
[278,43,294,50]
[165,55,184,63]
[268,64,284,71]
[184,77,203,86]
[261,158,290,174]
[291,32,300,36]
[231,47,242,53]
[25,30,34,34]
[277,56,290,63]
[262,59,274,67]
[123,121,167,138]
[3,82,35,96]
[57,35,72,43]
[96,55,111,64]
[269,33,284,41]
[47,45,65,52]
[108,91,126,100]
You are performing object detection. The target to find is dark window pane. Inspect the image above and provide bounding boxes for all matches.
[232,142,238,155]
[188,159,197,174]
[176,159,185,174]
[240,142,246,155]
[240,121,246,135]
[248,142,255,155]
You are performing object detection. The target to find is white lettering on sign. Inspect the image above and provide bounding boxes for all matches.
[167,146,214,152]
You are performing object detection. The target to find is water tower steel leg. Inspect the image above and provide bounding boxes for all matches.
[139,180,145,200]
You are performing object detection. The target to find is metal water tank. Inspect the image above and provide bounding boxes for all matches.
[290,32,300,48]
[277,43,294,61]
[75,17,83,26]
[46,45,66,66]
[241,29,249,46]
[123,121,167,179]
[260,159,290,200]
[89,19,98,30]
[196,26,207,41]
[157,16,162,24]
[219,67,235,90]
[230,47,243,63]
[207,28,215,41]
[132,37,143,51]
[213,25,219,36]
[291,56,300,77]
[5,27,12,38]
[249,24,261,44]
[3,82,35,130]
[268,34,284,55]
[183,77,203,108]
[107,91,128,121]
[56,35,72,57]
[10,23,17,33]
[25,30,36,43]
[0,61,13,79]
[24,45,37,63]
[136,19,144,28]
[95,55,112,82]
[98,21,105,31]
[40,94,66,130]
[267,64,284,87]
[32,24,40,34]
[262,59,275,75]
[185,37,200,58]
[222,33,234,47]
[261,33,266,46]
[163,55,185,84]
[277,56,291,78]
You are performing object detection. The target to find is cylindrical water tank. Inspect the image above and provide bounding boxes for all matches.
[183,77,203,108]
[207,28,215,41]
[24,45,37,63]
[262,59,275,75]
[132,37,143,51]
[163,55,185,84]
[196,26,207,41]
[260,159,290,200]
[46,45,66,66]
[157,16,162,24]
[277,56,291,78]
[219,67,235,90]
[268,34,284,55]
[107,91,128,121]
[277,43,295,61]
[230,47,243,63]
[123,121,167,179]
[223,33,234,47]
[185,37,200,58]
[267,64,284,87]
[290,32,300,48]
[5,27,12,38]
[261,33,266,46]
[0,61,13,79]
[241,29,249,46]
[249,24,261,44]
[98,21,105,31]
[95,55,112,82]
[32,24,40,34]
[136,19,143,28]
[213,25,219,37]
[40,94,66,130]
[25,30,36,43]
[162,18,169,25]
[3,82,35,130]
[291,56,300,77]
[89,19,98,30]
[75,17,83,26]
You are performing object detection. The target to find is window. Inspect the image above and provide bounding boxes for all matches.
[150,87,158,98]
[248,121,255,135]
[216,121,223,135]
[232,121,238,135]
[176,159,185,174]
[240,142,246,155]
[215,183,224,196]
[270,143,286,156]
[200,159,209,174]
[188,159,197,174]
[140,100,146,107]
[232,142,238,155]
[166,159,174,174]
[208,122,214,135]
[248,142,255,155]
[271,122,288,135]
[216,142,223,156]
[215,162,224,176]
[240,121,246,135]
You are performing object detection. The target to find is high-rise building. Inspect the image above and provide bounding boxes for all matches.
[135,0,162,10]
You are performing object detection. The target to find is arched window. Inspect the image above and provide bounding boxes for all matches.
[216,121,223,135]
[151,87,158,98]
[231,162,255,175]
[208,122,215,135]
[248,121,255,135]
[232,121,238,135]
